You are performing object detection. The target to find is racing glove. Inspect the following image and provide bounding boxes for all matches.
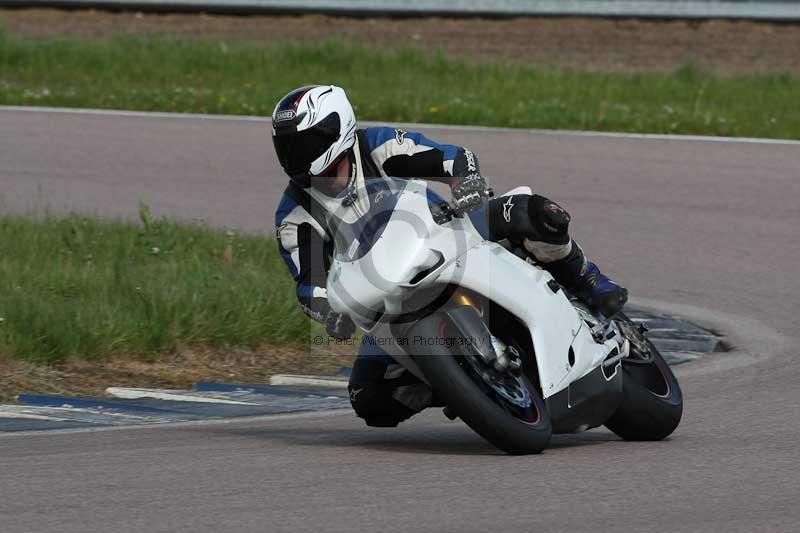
[300,296,357,340]
[325,308,357,340]
[451,172,491,214]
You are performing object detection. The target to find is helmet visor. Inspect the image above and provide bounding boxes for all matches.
[273,113,341,181]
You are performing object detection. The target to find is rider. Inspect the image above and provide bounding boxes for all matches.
[273,85,628,427]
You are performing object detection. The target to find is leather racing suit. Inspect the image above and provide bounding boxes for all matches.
[275,126,626,427]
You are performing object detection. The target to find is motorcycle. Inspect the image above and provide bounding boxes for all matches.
[326,177,683,454]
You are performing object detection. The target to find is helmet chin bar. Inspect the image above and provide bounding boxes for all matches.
[289,174,312,189]
[289,148,353,191]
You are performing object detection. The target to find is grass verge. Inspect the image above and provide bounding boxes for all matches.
[0,27,798,139]
[0,209,318,364]
[0,211,359,401]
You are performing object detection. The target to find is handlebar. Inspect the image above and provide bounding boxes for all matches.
[432,187,494,224]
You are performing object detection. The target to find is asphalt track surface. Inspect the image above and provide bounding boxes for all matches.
[1,107,799,532]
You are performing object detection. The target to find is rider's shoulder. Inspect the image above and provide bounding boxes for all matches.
[275,190,304,225]
[361,125,413,150]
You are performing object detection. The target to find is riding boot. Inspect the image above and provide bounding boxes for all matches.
[535,241,629,317]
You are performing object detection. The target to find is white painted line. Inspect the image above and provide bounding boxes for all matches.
[0,105,270,123]
[269,375,349,389]
[0,405,353,438]
[392,121,800,145]
[3,105,798,146]
[0,408,73,423]
[0,405,184,426]
[106,387,259,405]
[11,405,183,422]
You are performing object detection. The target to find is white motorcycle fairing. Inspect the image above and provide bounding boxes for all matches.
[326,178,624,400]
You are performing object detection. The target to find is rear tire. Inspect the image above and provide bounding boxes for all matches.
[604,316,683,441]
[412,313,552,455]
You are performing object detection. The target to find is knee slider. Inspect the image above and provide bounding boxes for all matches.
[487,194,535,242]
[348,382,379,415]
[528,194,570,245]
[348,382,417,426]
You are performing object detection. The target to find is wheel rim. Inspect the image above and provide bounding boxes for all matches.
[459,348,542,425]
[437,319,544,426]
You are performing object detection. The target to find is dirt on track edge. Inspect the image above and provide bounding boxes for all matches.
[0,342,355,403]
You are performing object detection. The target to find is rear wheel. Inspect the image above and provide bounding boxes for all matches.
[412,311,552,455]
[604,314,683,441]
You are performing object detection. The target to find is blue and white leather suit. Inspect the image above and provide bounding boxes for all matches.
[274,126,625,427]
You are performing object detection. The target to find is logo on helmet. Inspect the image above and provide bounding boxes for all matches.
[275,110,296,122]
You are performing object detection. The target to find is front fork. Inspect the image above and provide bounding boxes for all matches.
[447,288,523,374]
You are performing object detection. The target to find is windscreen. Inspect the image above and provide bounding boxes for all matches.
[331,177,409,262]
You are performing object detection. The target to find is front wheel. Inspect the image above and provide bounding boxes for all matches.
[604,314,683,441]
[411,309,552,455]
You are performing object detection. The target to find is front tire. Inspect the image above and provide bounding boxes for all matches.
[604,315,683,441]
[411,312,552,455]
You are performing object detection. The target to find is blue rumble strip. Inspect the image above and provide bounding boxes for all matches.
[16,394,187,414]
[1,386,349,433]
[0,308,722,433]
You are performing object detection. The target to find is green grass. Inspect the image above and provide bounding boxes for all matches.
[0,27,798,139]
[0,209,317,363]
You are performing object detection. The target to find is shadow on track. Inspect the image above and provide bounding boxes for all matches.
[209,425,499,455]
[202,420,621,456]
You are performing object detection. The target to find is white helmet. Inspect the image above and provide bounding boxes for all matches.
[272,85,357,187]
